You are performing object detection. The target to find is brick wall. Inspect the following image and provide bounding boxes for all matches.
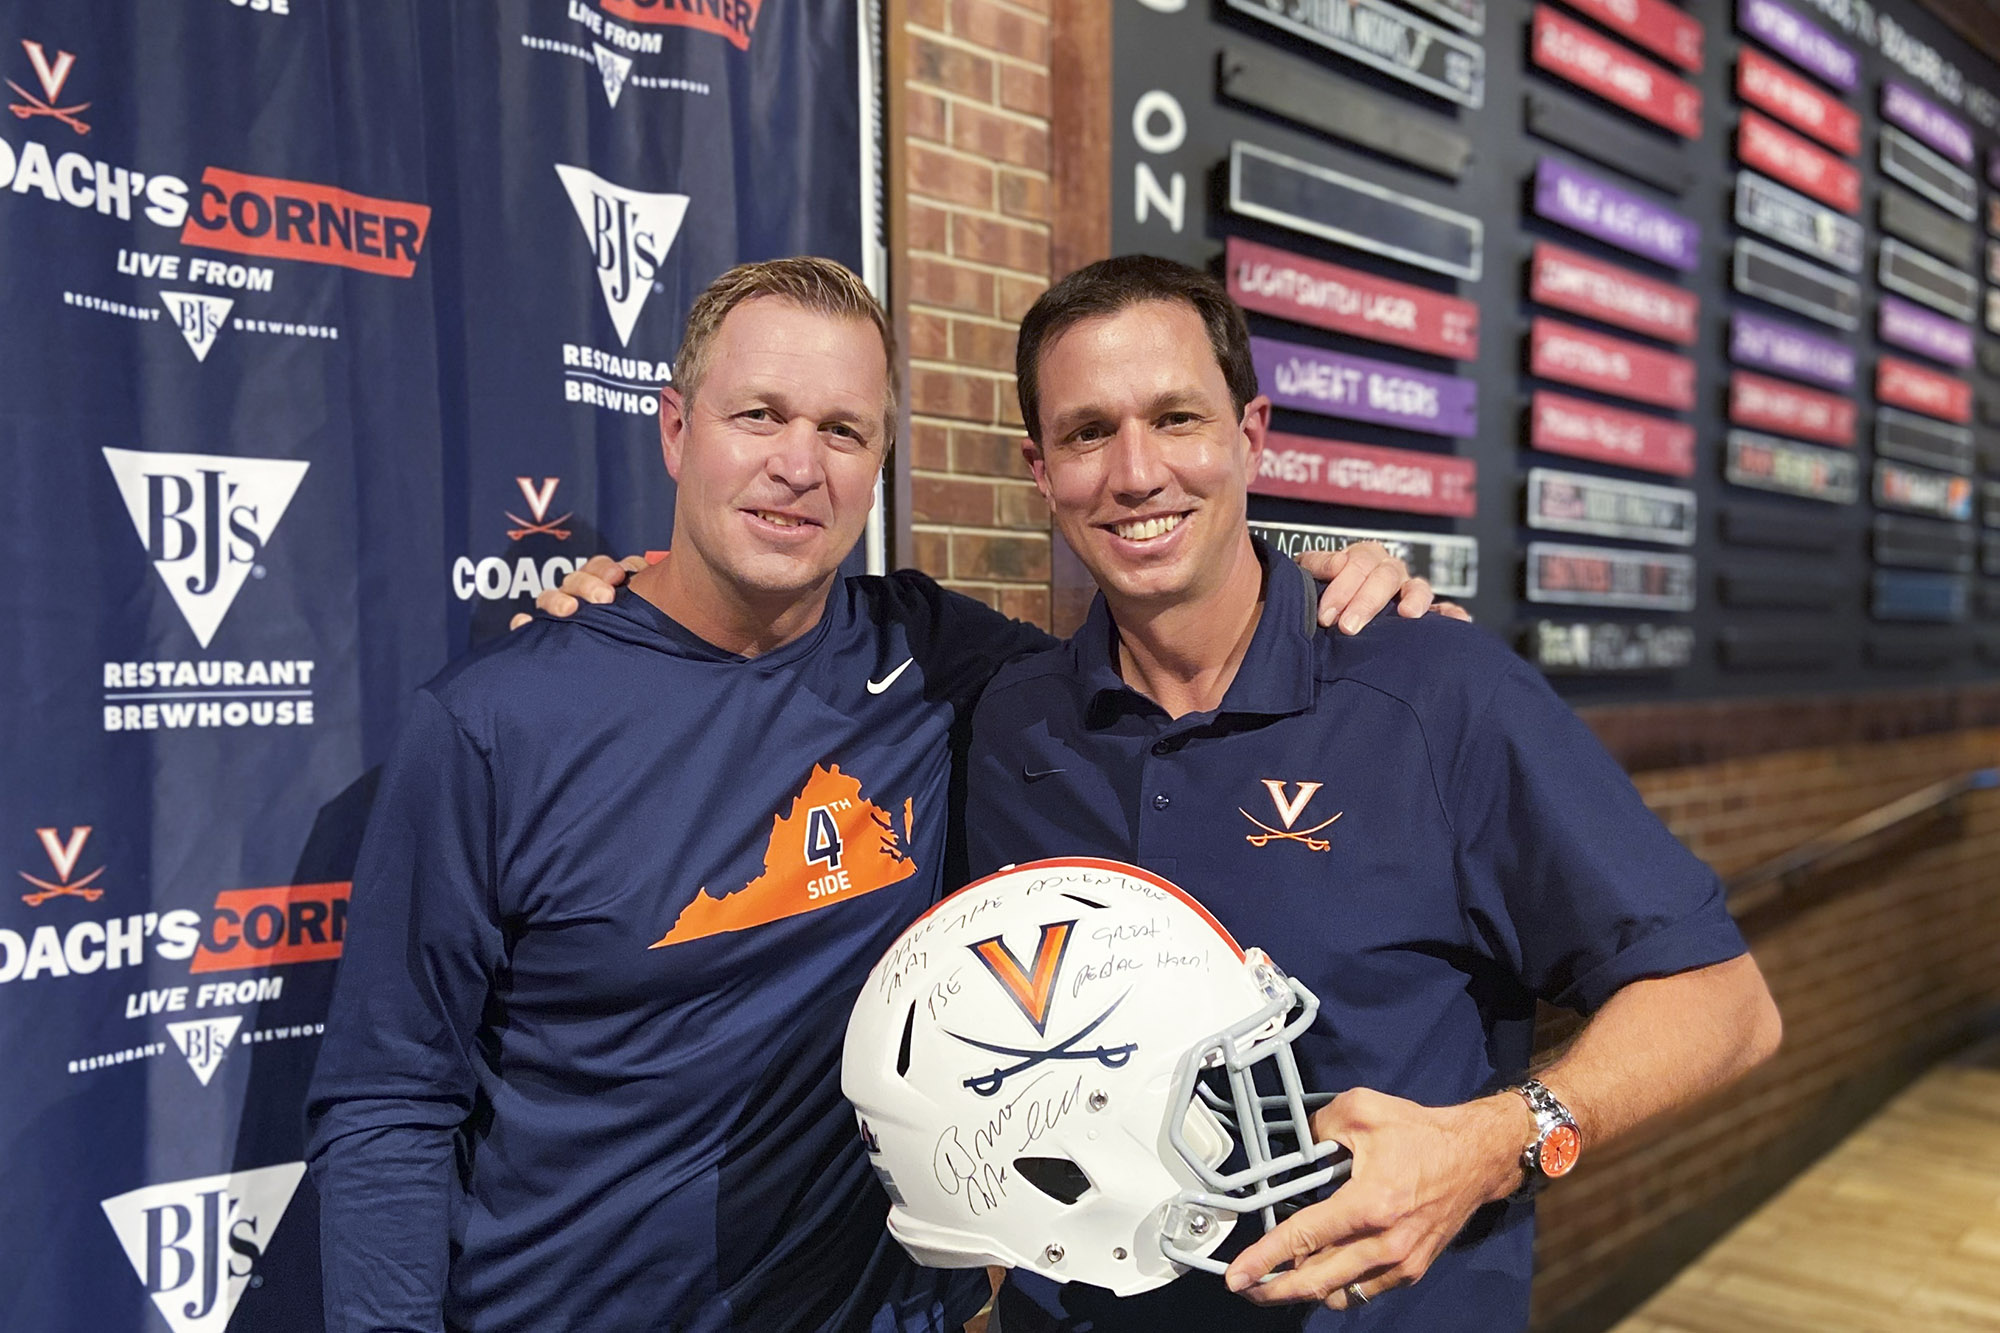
[901,0,1056,627]
[1531,723,2000,1329]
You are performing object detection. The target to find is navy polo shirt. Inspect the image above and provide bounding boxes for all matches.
[963,542,1747,1332]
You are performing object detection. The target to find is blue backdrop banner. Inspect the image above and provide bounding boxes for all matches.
[0,3,872,1328]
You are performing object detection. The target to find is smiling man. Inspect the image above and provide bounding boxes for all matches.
[963,257,1782,1332]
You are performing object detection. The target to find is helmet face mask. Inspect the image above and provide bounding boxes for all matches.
[843,858,1349,1296]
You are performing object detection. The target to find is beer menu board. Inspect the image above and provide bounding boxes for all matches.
[1114,0,2000,698]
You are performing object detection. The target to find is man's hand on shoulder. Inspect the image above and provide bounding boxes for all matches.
[508,555,648,630]
[1223,1087,1525,1310]
[1294,543,1472,635]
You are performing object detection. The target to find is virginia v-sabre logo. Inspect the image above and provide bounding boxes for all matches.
[103,449,309,648]
[554,164,688,346]
[100,1162,304,1333]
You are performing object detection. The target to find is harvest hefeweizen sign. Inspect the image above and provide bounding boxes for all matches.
[1729,369,1856,444]
[1559,0,1703,69]
[1736,0,1857,91]
[1878,295,1975,367]
[1737,110,1859,213]
[1252,432,1478,517]
[1735,48,1858,155]
[1881,81,1974,167]
[1532,157,1699,271]
[1529,242,1698,344]
[1728,311,1854,389]
[1252,335,1478,437]
[1529,390,1696,476]
[1529,317,1696,409]
[1226,238,1479,359]
[1531,6,1701,139]
[1877,356,1972,423]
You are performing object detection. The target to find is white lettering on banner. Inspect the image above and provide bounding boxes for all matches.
[126,977,284,1019]
[0,910,202,984]
[0,136,190,224]
[452,556,582,602]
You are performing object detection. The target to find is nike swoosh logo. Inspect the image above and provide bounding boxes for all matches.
[1023,767,1066,782]
[867,658,914,694]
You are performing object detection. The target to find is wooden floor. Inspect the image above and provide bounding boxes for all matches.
[1614,1053,2000,1333]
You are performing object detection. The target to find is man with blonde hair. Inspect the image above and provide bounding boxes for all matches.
[308,257,1432,1332]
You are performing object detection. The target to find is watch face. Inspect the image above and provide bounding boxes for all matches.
[1542,1123,1581,1177]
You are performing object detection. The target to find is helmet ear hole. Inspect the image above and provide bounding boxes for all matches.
[1013,1155,1094,1205]
[896,1001,916,1077]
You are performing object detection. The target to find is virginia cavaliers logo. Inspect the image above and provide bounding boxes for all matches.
[7,40,89,135]
[949,922,1138,1097]
[505,477,573,541]
[968,921,1074,1036]
[20,827,104,906]
[1240,780,1341,852]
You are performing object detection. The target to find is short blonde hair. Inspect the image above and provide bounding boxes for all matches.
[676,257,898,444]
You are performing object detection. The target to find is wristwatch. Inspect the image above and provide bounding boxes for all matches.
[1508,1078,1581,1196]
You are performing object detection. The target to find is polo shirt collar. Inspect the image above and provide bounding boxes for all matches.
[1072,537,1320,727]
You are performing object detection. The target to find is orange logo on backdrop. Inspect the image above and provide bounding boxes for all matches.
[191,882,350,973]
[180,168,431,278]
[650,763,915,947]
[598,0,764,50]
[19,826,104,906]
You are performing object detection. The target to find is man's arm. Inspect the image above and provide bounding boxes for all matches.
[1225,954,1780,1305]
[306,690,505,1333]
[510,544,1462,633]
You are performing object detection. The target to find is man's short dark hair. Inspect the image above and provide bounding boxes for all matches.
[1014,255,1259,442]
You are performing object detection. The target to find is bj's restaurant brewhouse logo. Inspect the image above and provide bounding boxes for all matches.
[100,449,318,731]
[100,1163,304,1333]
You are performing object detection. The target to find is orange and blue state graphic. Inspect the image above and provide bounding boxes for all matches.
[650,763,918,948]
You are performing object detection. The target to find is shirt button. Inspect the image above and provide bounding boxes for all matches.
[1152,793,1171,810]
[1151,739,1176,757]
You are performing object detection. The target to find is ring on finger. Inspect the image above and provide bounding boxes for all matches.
[1343,1282,1371,1307]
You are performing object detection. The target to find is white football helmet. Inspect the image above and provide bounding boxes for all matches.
[842,857,1347,1296]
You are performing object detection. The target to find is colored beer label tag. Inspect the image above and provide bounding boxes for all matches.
[1737,109,1859,213]
[1736,0,1857,91]
[1531,6,1701,138]
[1558,0,1703,70]
[1252,335,1478,437]
[1875,459,1974,519]
[1529,317,1696,409]
[1728,311,1855,388]
[1532,157,1699,271]
[1735,48,1858,155]
[1871,571,1968,622]
[1729,369,1855,444]
[1881,81,1974,167]
[1227,238,1479,359]
[1529,241,1698,345]
[1528,390,1696,476]
[1876,356,1971,423]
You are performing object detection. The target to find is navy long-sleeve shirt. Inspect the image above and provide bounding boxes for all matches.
[306,573,1050,1333]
